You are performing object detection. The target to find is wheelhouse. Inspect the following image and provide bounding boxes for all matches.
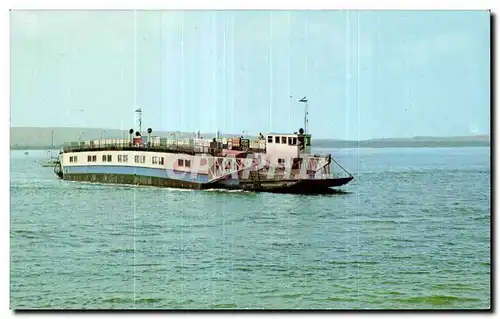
[265,132,312,157]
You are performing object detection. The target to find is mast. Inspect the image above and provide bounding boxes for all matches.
[299,96,308,133]
[50,129,54,159]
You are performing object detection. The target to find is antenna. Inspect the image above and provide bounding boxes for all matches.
[298,96,308,134]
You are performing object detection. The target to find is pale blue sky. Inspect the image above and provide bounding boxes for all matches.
[10,10,490,139]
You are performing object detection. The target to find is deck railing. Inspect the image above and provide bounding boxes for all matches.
[61,138,266,154]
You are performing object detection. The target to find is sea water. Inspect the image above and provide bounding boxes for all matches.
[10,147,490,309]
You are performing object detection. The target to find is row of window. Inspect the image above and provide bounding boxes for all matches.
[177,159,191,167]
[117,155,129,162]
[72,154,166,165]
[68,155,254,169]
[134,155,146,164]
[152,156,165,165]
[87,154,119,162]
[267,135,311,146]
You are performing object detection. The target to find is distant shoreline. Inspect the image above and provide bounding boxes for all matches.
[11,146,61,150]
[312,141,490,148]
[10,143,490,150]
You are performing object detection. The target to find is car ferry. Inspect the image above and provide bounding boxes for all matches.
[54,113,353,194]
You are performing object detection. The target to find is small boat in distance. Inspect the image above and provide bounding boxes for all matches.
[54,109,354,194]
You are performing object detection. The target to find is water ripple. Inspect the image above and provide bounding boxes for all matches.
[10,147,490,310]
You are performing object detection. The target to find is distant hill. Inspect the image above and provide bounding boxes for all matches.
[10,126,490,149]
[312,135,490,148]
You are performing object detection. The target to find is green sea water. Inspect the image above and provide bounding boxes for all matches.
[10,147,490,310]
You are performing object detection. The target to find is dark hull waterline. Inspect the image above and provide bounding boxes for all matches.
[57,173,353,194]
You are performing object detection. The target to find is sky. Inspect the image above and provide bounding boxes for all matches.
[10,10,490,140]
